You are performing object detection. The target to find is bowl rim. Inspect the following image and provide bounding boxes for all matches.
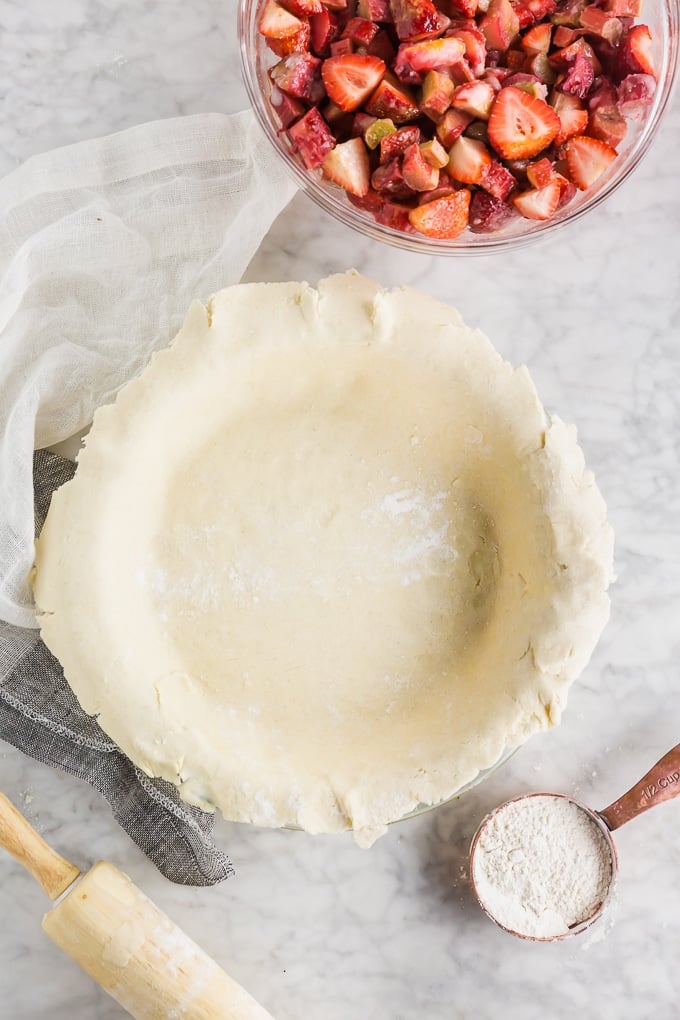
[238,0,680,255]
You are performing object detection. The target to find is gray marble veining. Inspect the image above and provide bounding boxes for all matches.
[1,2,679,1018]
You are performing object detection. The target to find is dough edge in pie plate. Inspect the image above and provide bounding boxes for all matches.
[33,271,614,848]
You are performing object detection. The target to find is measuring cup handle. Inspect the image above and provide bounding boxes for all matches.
[597,743,680,831]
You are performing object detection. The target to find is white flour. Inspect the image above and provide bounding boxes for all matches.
[472,795,613,939]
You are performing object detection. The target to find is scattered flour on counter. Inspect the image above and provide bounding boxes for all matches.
[472,795,614,939]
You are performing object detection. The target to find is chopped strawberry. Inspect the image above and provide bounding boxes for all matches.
[551,90,589,143]
[469,190,516,231]
[408,189,471,237]
[448,135,493,184]
[579,6,623,46]
[512,178,560,218]
[270,86,306,128]
[322,54,387,111]
[270,52,324,101]
[267,20,312,57]
[287,107,336,167]
[521,21,553,54]
[402,142,441,189]
[372,157,416,198]
[278,0,322,14]
[616,73,656,120]
[587,103,626,147]
[357,0,392,19]
[420,70,456,120]
[452,80,496,119]
[480,159,517,199]
[259,0,305,40]
[419,137,450,167]
[310,9,340,54]
[565,134,617,189]
[342,17,381,47]
[389,0,442,40]
[322,136,371,194]
[396,37,466,75]
[487,86,560,158]
[436,107,474,145]
[447,27,487,77]
[617,24,655,79]
[526,155,554,187]
[380,124,422,161]
[365,74,420,122]
[479,0,520,51]
[559,50,595,98]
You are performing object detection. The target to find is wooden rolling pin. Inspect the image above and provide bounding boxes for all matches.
[0,791,275,1020]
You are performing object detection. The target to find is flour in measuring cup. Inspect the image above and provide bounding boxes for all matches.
[472,795,614,939]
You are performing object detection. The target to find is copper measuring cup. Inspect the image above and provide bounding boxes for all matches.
[469,742,680,941]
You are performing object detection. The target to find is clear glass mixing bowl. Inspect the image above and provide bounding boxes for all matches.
[238,0,679,255]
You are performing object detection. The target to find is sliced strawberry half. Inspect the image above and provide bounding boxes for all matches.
[322,136,371,195]
[408,189,471,237]
[520,21,552,54]
[321,54,387,111]
[512,178,561,219]
[551,91,589,144]
[259,0,304,39]
[448,135,493,185]
[566,134,617,189]
[487,85,560,159]
[618,23,655,79]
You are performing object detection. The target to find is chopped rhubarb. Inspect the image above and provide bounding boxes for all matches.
[278,0,322,14]
[479,0,520,51]
[287,107,336,168]
[436,107,474,146]
[451,80,495,119]
[588,103,627,147]
[481,159,517,199]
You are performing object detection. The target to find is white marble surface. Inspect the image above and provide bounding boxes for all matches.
[1,1,680,1018]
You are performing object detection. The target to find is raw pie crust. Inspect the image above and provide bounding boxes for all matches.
[33,272,614,846]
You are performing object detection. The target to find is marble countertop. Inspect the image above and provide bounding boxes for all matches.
[2,2,679,1018]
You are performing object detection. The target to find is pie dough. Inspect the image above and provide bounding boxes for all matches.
[33,272,614,846]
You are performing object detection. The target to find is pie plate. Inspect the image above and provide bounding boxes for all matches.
[33,272,613,847]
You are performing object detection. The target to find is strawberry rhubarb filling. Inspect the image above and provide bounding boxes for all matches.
[256,0,658,239]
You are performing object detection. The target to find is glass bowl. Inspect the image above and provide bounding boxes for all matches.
[238,0,678,255]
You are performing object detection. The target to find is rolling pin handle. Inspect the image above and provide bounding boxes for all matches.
[0,791,81,900]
